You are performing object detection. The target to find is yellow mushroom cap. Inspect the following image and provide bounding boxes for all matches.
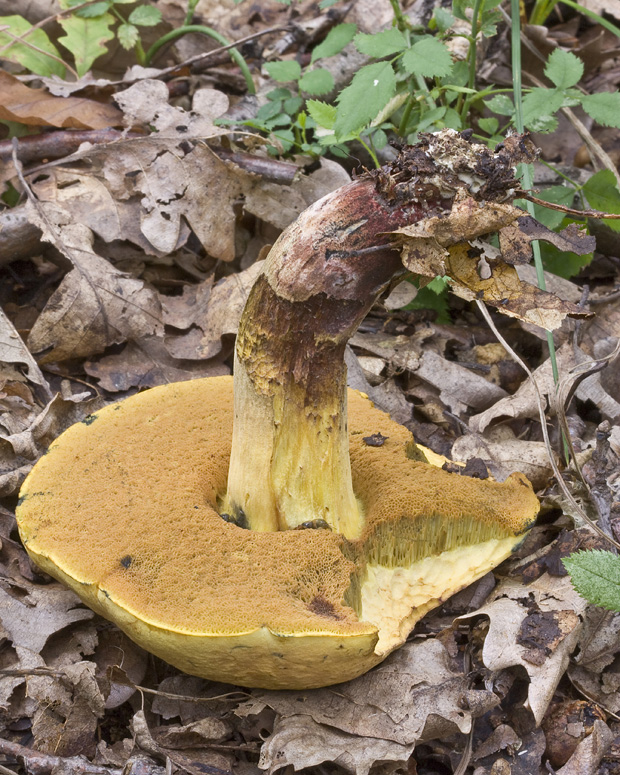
[16,376,538,689]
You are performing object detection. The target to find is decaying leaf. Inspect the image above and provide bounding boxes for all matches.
[0,389,104,496]
[238,639,498,775]
[198,261,265,359]
[458,573,587,724]
[0,305,51,402]
[499,217,595,265]
[0,71,123,130]
[391,191,592,330]
[84,335,229,392]
[444,242,589,330]
[452,431,556,489]
[25,203,163,363]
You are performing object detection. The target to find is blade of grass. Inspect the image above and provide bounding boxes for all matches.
[510,0,559,385]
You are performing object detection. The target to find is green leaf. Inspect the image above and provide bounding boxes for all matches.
[486,94,514,116]
[319,0,340,7]
[58,12,115,76]
[264,60,302,82]
[266,87,292,101]
[402,38,453,78]
[563,550,620,611]
[74,1,112,17]
[541,241,592,278]
[334,61,396,137]
[284,96,303,113]
[353,29,407,57]
[583,169,620,233]
[128,5,162,26]
[521,87,564,131]
[478,116,498,135]
[545,48,584,90]
[311,23,357,63]
[405,278,451,324]
[306,99,337,129]
[299,67,335,95]
[117,22,139,50]
[530,185,576,230]
[581,92,620,128]
[0,15,65,77]
[433,7,455,32]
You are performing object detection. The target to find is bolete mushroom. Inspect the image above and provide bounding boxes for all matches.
[16,131,540,689]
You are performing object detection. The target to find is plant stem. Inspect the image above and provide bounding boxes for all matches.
[510,0,559,385]
[185,0,200,26]
[145,25,256,94]
[459,0,483,127]
[389,0,410,32]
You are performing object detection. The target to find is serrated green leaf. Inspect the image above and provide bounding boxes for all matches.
[521,87,564,131]
[485,94,514,116]
[353,29,407,57]
[433,7,455,32]
[581,92,620,128]
[306,99,336,129]
[264,60,301,82]
[334,61,396,138]
[0,15,65,77]
[583,169,620,233]
[402,38,453,78]
[299,67,334,95]
[74,1,112,17]
[311,23,357,63]
[545,48,584,90]
[563,550,620,611]
[117,22,139,50]
[478,117,498,135]
[58,12,114,76]
[284,96,303,113]
[266,87,292,101]
[128,5,162,26]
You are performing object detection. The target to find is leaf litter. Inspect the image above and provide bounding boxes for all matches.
[2,12,620,775]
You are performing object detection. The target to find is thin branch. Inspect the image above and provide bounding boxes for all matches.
[517,191,620,219]
[476,299,620,551]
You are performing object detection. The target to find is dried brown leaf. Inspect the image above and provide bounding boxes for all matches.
[240,639,498,774]
[0,389,104,496]
[198,261,264,358]
[458,574,587,724]
[84,335,229,392]
[0,71,122,130]
[25,202,163,362]
[445,242,589,330]
[556,720,614,775]
[499,218,595,266]
[452,433,555,490]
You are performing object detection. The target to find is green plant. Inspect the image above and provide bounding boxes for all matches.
[564,551,620,612]
[0,0,255,91]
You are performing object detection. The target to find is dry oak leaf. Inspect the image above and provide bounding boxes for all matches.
[458,573,586,725]
[0,71,123,129]
[25,201,163,362]
[84,335,229,392]
[0,389,104,496]
[444,242,589,331]
[241,639,498,775]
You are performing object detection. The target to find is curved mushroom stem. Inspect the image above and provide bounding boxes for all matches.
[223,167,440,537]
[223,132,533,536]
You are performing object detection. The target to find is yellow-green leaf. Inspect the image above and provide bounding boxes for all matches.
[0,15,65,77]
[58,12,115,77]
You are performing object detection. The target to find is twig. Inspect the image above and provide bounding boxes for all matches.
[1,129,300,184]
[476,299,620,551]
[0,27,77,79]
[0,739,121,775]
[517,191,620,220]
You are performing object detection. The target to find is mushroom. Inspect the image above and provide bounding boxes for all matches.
[16,132,540,689]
